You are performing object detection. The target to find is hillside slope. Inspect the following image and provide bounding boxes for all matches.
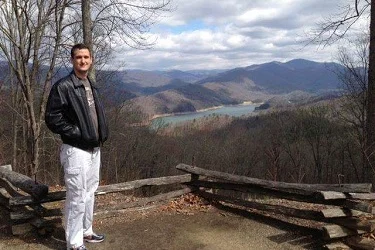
[128,59,343,117]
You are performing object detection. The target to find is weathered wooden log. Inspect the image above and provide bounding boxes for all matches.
[10,188,193,225]
[0,188,10,208]
[317,191,347,200]
[30,217,61,229]
[342,200,373,213]
[318,199,373,214]
[345,236,375,250]
[313,199,373,214]
[323,242,351,250]
[0,187,10,198]
[10,174,192,206]
[176,164,372,194]
[196,190,324,221]
[96,174,192,195]
[0,177,24,198]
[189,180,375,213]
[9,203,51,225]
[0,165,48,199]
[10,188,192,234]
[95,187,193,217]
[188,180,310,202]
[1,165,12,171]
[323,224,366,239]
[11,223,33,235]
[11,187,194,220]
[10,207,62,220]
[330,218,375,232]
[317,191,375,200]
[348,193,375,200]
[321,208,365,218]
[10,190,66,206]
[0,176,48,216]
[11,217,61,236]
[11,186,193,225]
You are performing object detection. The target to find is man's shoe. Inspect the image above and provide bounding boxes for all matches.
[70,245,87,250]
[84,233,105,243]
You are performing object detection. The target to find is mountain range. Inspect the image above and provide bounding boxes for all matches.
[0,58,344,118]
[113,59,344,117]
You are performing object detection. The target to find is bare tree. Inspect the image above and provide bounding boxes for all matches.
[0,0,171,180]
[311,0,375,184]
[74,0,171,75]
[335,34,369,180]
[367,1,375,183]
[91,0,171,49]
[311,1,370,46]
[82,0,95,79]
[0,0,70,176]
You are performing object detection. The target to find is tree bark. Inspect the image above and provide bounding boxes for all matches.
[323,224,365,239]
[346,236,375,250]
[321,208,365,218]
[9,174,192,206]
[196,190,323,221]
[366,0,375,186]
[82,0,95,80]
[0,166,48,199]
[176,164,372,193]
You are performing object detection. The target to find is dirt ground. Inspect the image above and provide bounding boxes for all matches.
[0,195,322,250]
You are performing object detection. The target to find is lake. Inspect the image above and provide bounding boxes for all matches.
[152,103,259,126]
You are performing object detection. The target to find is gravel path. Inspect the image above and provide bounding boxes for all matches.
[0,208,321,250]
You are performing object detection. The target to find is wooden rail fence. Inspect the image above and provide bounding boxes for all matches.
[0,164,195,235]
[175,163,375,249]
[1,163,375,249]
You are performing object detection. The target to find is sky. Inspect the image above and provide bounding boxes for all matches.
[113,0,368,71]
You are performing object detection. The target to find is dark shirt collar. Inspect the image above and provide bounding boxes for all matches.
[70,71,97,89]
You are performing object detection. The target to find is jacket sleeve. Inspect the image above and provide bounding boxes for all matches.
[45,83,81,139]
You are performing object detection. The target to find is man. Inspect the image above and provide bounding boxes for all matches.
[45,43,109,250]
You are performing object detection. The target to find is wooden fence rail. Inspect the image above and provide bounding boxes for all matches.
[176,163,375,250]
[2,163,375,249]
[0,164,196,235]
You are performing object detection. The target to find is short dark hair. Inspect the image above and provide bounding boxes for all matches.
[71,43,92,58]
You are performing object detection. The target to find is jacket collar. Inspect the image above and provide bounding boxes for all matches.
[70,71,98,89]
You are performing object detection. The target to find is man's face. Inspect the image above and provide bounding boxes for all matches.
[71,48,92,74]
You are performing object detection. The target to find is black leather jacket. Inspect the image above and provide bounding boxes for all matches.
[45,71,109,150]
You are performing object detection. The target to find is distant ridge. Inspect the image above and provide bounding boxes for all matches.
[124,59,344,116]
[197,59,342,94]
[0,58,344,117]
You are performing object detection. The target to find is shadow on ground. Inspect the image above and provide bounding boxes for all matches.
[212,202,324,249]
[0,203,323,250]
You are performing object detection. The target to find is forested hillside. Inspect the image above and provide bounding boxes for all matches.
[100,102,364,185]
[0,97,360,186]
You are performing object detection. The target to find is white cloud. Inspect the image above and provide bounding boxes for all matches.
[237,8,280,24]
[112,0,369,71]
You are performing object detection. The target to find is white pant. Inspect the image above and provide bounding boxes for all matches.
[60,144,101,249]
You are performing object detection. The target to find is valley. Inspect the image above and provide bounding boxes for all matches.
[112,58,343,119]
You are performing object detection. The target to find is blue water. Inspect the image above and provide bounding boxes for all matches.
[152,103,258,126]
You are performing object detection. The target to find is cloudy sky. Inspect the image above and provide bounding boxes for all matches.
[114,0,368,71]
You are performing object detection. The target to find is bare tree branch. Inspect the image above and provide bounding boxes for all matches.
[310,0,370,47]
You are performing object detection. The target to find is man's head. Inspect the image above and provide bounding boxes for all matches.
[71,43,92,58]
[70,43,93,79]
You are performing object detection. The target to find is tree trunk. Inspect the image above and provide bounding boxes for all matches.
[82,0,95,80]
[366,1,375,186]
